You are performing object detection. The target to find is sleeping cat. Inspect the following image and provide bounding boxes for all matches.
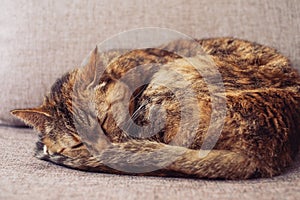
[11,38,300,179]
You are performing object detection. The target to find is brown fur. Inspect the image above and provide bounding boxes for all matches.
[11,38,300,179]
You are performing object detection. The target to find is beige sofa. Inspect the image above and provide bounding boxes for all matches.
[1,0,299,199]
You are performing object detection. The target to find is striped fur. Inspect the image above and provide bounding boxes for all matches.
[11,38,300,179]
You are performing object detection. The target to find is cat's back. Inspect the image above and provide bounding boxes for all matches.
[119,38,300,172]
[207,39,300,168]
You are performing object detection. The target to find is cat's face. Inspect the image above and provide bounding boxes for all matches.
[10,75,90,159]
[11,47,103,160]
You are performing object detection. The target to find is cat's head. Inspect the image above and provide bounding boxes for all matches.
[10,71,92,160]
[10,47,106,161]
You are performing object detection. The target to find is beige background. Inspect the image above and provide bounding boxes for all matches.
[0,0,300,126]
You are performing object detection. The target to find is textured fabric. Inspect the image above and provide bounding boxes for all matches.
[0,126,300,199]
[0,0,300,125]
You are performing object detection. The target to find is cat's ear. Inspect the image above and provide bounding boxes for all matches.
[10,108,52,131]
[79,46,102,89]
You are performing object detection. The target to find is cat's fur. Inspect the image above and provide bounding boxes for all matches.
[11,38,300,179]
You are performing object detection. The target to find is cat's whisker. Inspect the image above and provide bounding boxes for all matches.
[130,85,148,101]
[122,99,149,134]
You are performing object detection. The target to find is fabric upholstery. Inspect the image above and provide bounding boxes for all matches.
[0,126,300,199]
[0,0,299,125]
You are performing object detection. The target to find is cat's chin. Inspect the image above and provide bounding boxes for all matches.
[34,140,67,164]
[34,140,52,160]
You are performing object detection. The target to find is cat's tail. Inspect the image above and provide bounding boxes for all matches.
[77,140,265,180]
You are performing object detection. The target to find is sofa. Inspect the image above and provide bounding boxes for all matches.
[1,0,299,199]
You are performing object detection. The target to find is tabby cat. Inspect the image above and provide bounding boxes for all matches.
[11,38,300,179]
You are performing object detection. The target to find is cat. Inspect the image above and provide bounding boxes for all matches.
[11,38,300,179]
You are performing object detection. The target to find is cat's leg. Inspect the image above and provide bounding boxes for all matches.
[165,147,259,179]
[89,140,262,180]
